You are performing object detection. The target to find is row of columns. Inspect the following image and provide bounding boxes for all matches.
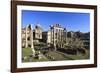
[50,26,67,50]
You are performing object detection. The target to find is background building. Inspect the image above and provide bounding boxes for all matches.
[33,25,43,43]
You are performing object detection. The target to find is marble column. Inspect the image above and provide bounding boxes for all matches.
[25,26,28,48]
[30,25,35,55]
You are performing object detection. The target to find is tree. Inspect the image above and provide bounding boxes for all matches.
[65,38,84,48]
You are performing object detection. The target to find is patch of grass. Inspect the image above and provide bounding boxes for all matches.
[22,48,33,57]
[66,54,86,60]
[22,48,33,62]
[22,48,49,62]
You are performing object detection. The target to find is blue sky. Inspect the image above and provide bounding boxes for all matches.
[22,10,90,32]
